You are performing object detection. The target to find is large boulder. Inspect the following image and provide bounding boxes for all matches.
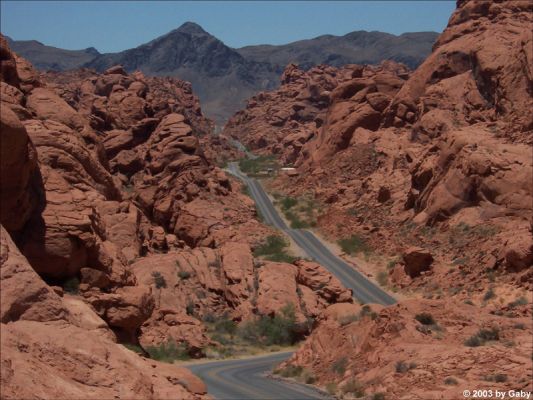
[402,246,433,278]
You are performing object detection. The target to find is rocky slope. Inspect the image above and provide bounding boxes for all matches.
[0,33,355,398]
[223,0,533,396]
[280,300,532,399]
[8,23,438,125]
[225,0,532,293]
[1,225,208,399]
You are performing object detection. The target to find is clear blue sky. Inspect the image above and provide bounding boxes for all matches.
[1,1,456,53]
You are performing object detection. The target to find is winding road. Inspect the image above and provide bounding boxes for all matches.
[185,161,396,400]
[187,352,328,400]
[227,162,396,306]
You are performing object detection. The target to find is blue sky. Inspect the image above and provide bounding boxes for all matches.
[1,1,456,53]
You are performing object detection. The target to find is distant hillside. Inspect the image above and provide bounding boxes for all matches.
[6,23,438,125]
[5,36,100,71]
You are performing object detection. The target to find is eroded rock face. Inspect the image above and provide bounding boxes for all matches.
[0,226,207,400]
[131,243,353,353]
[282,299,532,399]
[224,63,365,165]
[224,0,532,292]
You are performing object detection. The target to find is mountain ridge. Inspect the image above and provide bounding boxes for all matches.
[6,22,439,125]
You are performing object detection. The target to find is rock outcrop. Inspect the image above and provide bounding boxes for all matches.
[131,244,352,355]
[282,299,532,399]
[0,226,207,400]
[223,0,533,293]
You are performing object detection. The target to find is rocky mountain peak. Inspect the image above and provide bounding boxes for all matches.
[175,21,209,35]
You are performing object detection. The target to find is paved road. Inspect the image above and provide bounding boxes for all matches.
[228,162,396,306]
[186,352,328,400]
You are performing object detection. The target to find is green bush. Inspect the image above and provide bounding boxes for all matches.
[145,341,190,363]
[325,383,337,395]
[465,327,499,347]
[63,277,80,294]
[280,196,298,210]
[484,374,507,383]
[253,235,297,263]
[122,343,144,355]
[415,313,436,325]
[214,318,237,336]
[342,379,365,397]
[177,270,191,280]
[377,270,388,286]
[276,365,303,378]
[338,314,359,326]
[186,302,195,316]
[238,304,298,346]
[338,235,371,255]
[372,393,386,400]
[331,357,348,375]
[395,360,416,373]
[477,327,499,341]
[238,156,278,175]
[483,287,496,301]
[151,271,167,288]
[444,377,458,385]
[508,296,528,308]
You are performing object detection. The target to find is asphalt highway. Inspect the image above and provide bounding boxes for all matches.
[186,352,328,400]
[227,162,396,306]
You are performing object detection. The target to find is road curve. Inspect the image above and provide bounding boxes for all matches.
[186,352,328,400]
[228,162,396,306]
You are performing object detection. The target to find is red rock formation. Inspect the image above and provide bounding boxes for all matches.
[224,0,532,292]
[282,299,532,399]
[0,226,207,400]
[131,243,353,354]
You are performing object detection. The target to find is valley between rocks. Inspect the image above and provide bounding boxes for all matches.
[1,0,532,399]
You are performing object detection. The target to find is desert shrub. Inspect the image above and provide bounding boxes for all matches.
[508,296,528,308]
[151,271,167,288]
[338,235,371,255]
[395,360,416,373]
[238,304,298,346]
[202,313,216,323]
[239,155,278,175]
[338,314,359,326]
[145,341,190,363]
[377,270,388,286]
[185,301,195,316]
[477,327,499,341]
[514,323,526,330]
[301,369,316,384]
[63,277,80,294]
[240,184,251,196]
[415,313,436,325]
[484,374,507,383]
[280,196,298,210]
[325,383,338,395]
[341,379,365,397]
[331,357,348,375]
[122,343,144,355]
[177,270,191,280]
[276,365,303,378]
[253,235,296,263]
[444,377,458,385]
[465,327,499,347]
[483,287,495,301]
[372,393,386,400]
[464,335,483,347]
[214,318,237,336]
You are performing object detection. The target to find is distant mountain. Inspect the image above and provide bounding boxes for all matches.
[237,31,438,71]
[6,23,438,125]
[5,36,100,71]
